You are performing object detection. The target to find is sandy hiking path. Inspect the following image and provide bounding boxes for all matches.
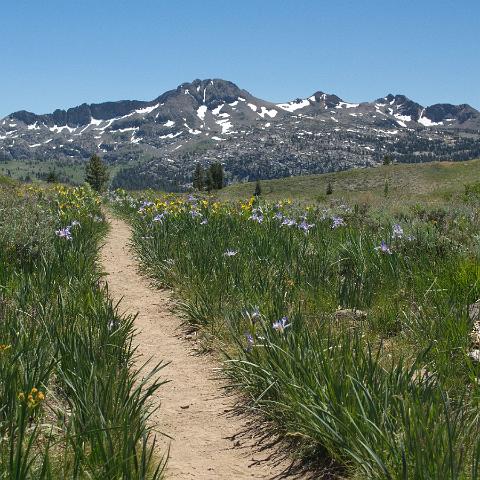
[101,215,301,479]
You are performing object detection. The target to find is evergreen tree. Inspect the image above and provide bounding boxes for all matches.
[254,179,262,197]
[85,154,109,192]
[210,163,224,190]
[46,170,58,183]
[384,178,389,197]
[383,154,392,165]
[326,181,333,195]
[192,163,205,191]
[205,168,214,192]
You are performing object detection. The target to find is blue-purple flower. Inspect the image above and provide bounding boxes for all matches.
[298,220,315,233]
[281,218,296,227]
[245,333,254,352]
[272,316,290,332]
[190,209,203,219]
[153,213,165,223]
[392,224,403,239]
[249,213,264,223]
[376,241,392,254]
[331,216,345,229]
[246,306,261,323]
[56,226,72,240]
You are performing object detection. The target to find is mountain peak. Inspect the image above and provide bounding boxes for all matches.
[158,78,249,109]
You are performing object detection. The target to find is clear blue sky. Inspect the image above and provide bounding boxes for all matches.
[2,0,479,117]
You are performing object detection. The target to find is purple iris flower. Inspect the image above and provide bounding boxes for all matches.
[331,216,345,229]
[272,316,290,332]
[56,226,72,240]
[392,224,403,239]
[281,218,296,227]
[376,241,392,254]
[298,220,315,233]
[153,213,165,223]
[245,333,254,352]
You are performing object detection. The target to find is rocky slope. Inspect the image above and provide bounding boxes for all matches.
[1,79,479,188]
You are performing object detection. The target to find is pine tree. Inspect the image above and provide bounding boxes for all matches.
[326,181,333,195]
[383,154,392,165]
[384,178,389,197]
[46,170,58,183]
[205,168,214,192]
[85,154,109,192]
[254,179,262,197]
[192,163,205,191]
[210,163,224,190]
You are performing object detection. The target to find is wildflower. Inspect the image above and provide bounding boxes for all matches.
[376,241,392,254]
[273,211,284,221]
[251,306,261,322]
[153,213,165,222]
[224,250,238,257]
[70,220,81,228]
[200,219,208,225]
[190,209,203,219]
[245,333,254,352]
[245,306,261,323]
[55,226,72,240]
[249,213,264,223]
[331,216,345,229]
[281,218,296,227]
[0,344,11,352]
[298,220,315,233]
[272,316,290,332]
[392,223,403,239]
[18,387,46,409]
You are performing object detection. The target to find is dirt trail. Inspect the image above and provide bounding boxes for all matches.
[101,215,297,479]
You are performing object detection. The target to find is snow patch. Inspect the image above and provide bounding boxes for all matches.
[277,99,310,112]
[160,131,183,139]
[418,109,443,127]
[135,103,160,115]
[197,105,208,121]
[336,102,360,109]
[164,120,175,127]
[258,107,278,118]
[184,123,201,135]
[212,104,224,115]
[216,118,232,134]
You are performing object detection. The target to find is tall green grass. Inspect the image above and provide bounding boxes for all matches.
[0,184,166,479]
[112,190,480,479]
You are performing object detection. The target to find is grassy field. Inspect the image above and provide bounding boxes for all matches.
[219,159,480,206]
[112,169,480,478]
[0,180,166,478]
[0,158,140,185]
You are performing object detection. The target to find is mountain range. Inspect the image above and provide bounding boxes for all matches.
[1,79,480,188]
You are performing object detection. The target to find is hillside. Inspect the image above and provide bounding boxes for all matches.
[1,79,480,189]
[219,158,480,206]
